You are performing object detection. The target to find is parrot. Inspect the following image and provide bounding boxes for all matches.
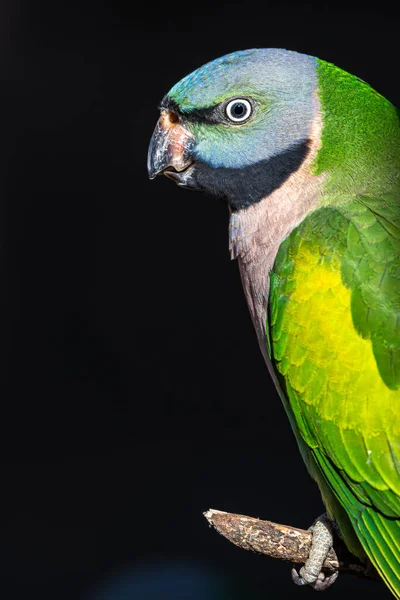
[147,49,400,596]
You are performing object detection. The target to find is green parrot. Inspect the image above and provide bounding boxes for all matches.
[147,49,400,596]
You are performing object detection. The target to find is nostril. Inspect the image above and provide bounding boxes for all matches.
[168,111,179,124]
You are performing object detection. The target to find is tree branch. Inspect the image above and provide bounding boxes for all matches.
[204,509,380,581]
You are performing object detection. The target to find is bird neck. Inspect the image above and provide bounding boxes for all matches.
[229,110,325,350]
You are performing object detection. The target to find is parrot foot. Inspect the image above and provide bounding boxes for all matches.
[291,514,338,591]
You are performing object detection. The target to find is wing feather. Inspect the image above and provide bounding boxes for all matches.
[269,198,400,595]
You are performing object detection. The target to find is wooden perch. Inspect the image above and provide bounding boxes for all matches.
[204,509,380,581]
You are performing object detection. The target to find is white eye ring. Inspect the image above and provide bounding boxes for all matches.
[225,98,253,123]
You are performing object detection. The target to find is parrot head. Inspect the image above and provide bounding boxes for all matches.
[147,49,319,210]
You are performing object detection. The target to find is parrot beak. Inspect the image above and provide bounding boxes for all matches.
[147,110,196,187]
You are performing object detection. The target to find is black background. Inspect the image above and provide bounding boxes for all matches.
[2,2,398,598]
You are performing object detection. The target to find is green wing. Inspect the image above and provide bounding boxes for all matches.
[269,195,400,597]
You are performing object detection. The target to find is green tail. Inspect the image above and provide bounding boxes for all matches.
[356,509,400,598]
[312,444,400,598]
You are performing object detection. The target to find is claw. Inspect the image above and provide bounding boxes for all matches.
[291,566,307,586]
[292,566,339,591]
[291,514,339,591]
[312,571,339,591]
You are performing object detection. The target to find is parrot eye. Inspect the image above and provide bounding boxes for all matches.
[225,98,253,123]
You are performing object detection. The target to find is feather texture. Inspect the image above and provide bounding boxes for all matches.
[269,200,400,596]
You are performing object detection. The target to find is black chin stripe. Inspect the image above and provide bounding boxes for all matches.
[191,139,311,210]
